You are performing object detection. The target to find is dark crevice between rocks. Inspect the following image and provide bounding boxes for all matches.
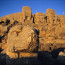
[33,17,34,23]
[13,20,19,25]
[6,19,10,25]
[44,16,47,23]
[0,35,5,43]
[0,21,4,25]
[1,35,5,43]
[0,48,3,52]
[0,35,1,43]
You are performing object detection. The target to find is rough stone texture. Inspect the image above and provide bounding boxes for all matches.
[22,6,33,23]
[46,9,57,26]
[7,25,38,53]
[34,12,46,24]
[58,15,65,27]
[0,6,65,53]
[0,6,65,65]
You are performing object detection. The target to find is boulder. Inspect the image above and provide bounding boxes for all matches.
[7,25,38,53]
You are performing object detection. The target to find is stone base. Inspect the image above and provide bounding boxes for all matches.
[6,52,37,58]
[7,52,18,58]
[19,52,37,58]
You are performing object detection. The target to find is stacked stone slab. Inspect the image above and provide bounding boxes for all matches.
[22,6,33,23]
[46,9,57,26]
[34,12,46,24]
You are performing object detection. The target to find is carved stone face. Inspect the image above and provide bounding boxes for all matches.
[7,25,39,53]
[22,6,32,20]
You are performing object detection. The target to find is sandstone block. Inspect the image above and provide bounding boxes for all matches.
[7,25,38,53]
[19,52,37,58]
[22,6,32,20]
[46,9,57,24]
[7,52,18,58]
[34,12,46,23]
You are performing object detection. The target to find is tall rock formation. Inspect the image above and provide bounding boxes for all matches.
[34,12,46,24]
[46,9,57,26]
[22,6,32,20]
[22,6,33,23]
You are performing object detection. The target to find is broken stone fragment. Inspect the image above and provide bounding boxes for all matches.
[7,25,39,53]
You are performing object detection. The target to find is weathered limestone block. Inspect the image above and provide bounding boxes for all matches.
[22,6,32,20]
[46,9,57,24]
[58,15,65,27]
[7,25,38,53]
[34,12,46,24]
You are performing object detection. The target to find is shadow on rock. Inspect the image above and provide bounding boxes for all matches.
[0,53,40,65]
[0,51,65,65]
[38,51,65,65]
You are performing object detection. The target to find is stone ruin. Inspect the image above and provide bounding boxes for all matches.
[0,6,65,65]
[22,6,32,20]
[7,25,38,58]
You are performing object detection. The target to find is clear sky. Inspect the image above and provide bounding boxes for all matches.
[0,0,65,17]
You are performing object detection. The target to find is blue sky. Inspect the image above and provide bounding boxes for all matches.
[0,0,65,17]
